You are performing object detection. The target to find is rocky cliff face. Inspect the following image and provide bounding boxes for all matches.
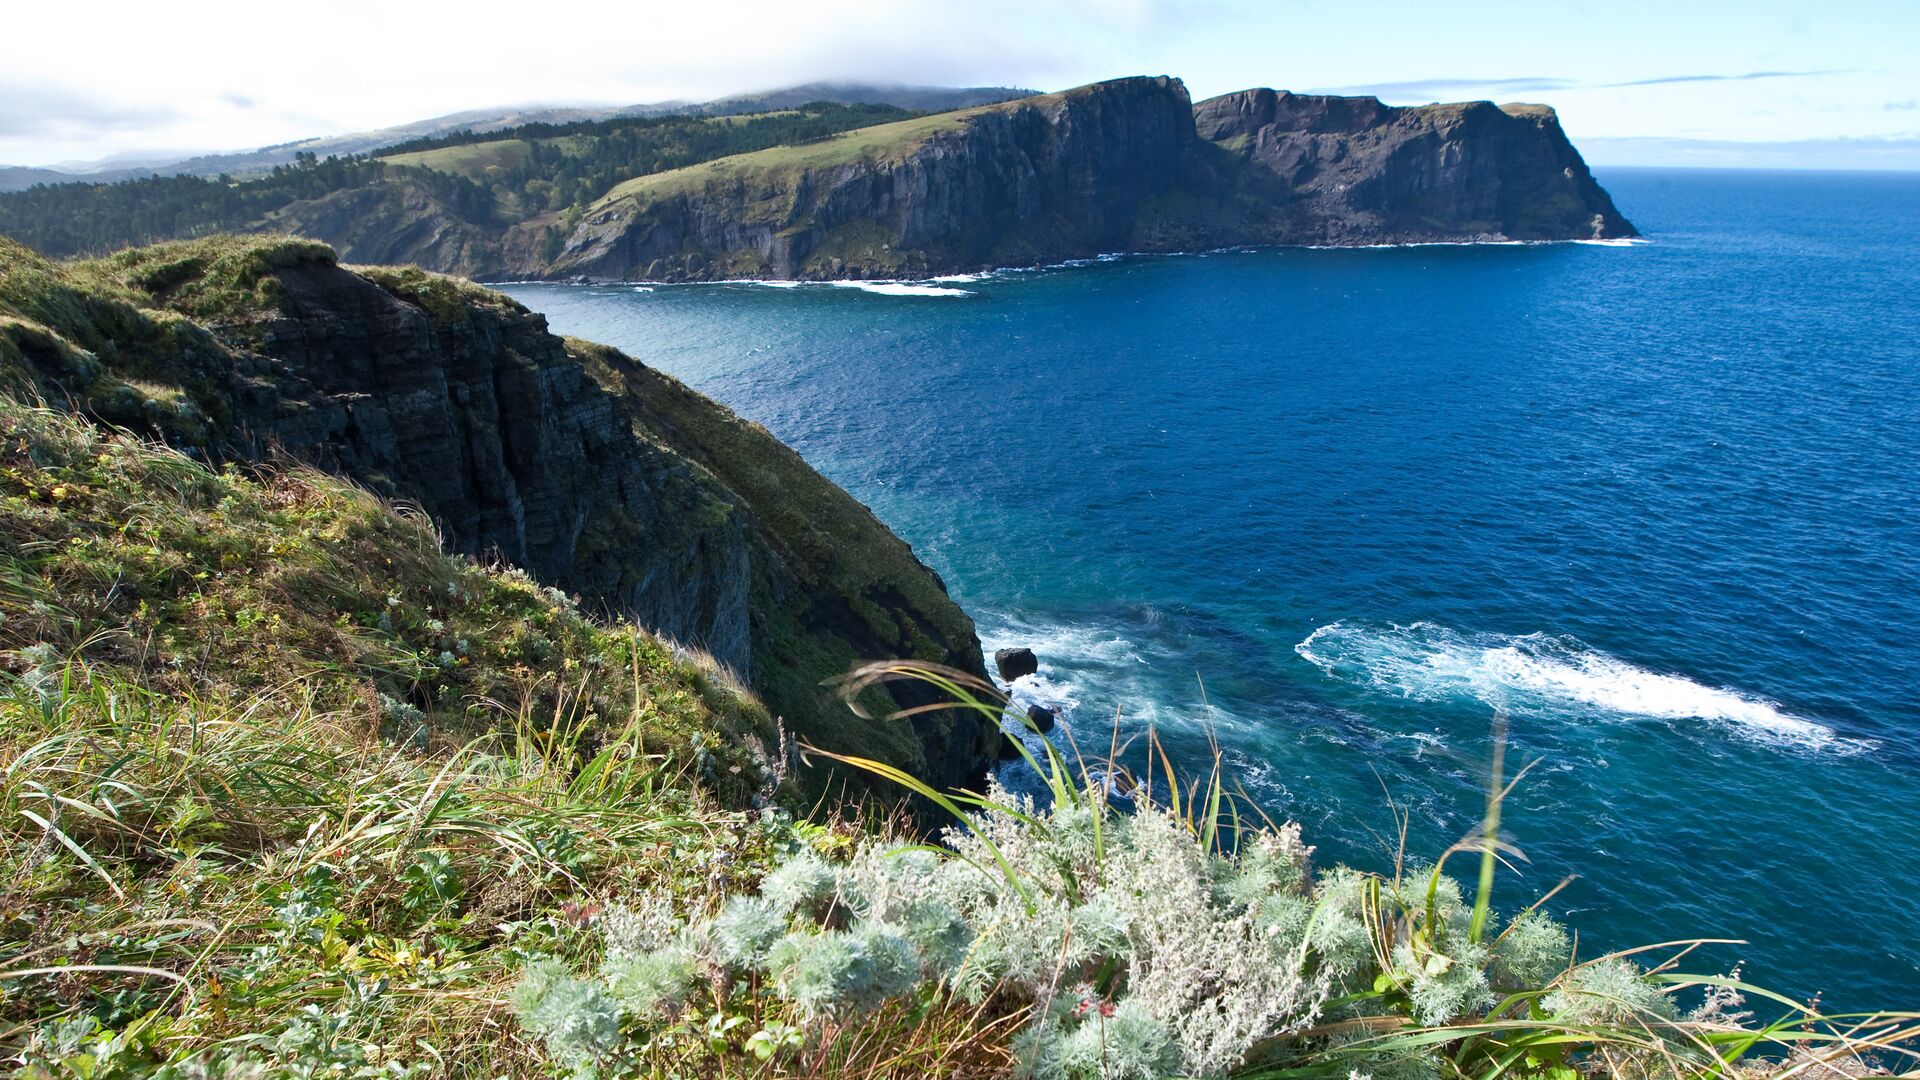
[272,179,503,278]
[1190,89,1635,244]
[548,76,1199,281]
[0,236,999,800]
[516,77,1633,281]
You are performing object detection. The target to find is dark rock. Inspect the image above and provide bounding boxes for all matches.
[997,731,1024,761]
[534,77,1633,282]
[1190,89,1636,244]
[1026,704,1058,734]
[549,77,1200,281]
[995,647,1039,682]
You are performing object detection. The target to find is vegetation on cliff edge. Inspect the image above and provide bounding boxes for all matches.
[0,104,922,261]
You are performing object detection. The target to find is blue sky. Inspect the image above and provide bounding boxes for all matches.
[3,0,1915,168]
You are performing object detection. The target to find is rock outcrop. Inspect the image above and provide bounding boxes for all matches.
[995,647,1039,683]
[548,77,1199,281]
[1190,89,1636,244]
[0,235,1000,800]
[524,76,1633,282]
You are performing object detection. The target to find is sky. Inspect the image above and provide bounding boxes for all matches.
[4,0,1917,169]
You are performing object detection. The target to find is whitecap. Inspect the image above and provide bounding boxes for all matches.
[1572,237,1652,247]
[1294,621,1867,754]
[828,281,972,297]
[630,285,654,293]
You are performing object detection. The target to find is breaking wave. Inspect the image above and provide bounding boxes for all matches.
[827,280,972,297]
[1294,621,1865,753]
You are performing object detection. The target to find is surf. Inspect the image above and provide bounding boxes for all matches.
[1294,621,1862,753]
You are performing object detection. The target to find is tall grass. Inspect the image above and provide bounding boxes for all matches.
[811,661,1920,1080]
[0,658,782,1076]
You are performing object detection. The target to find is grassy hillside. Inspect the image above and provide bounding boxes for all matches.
[0,104,922,260]
[589,85,1103,212]
[0,397,801,1073]
[379,138,540,177]
[1,233,998,809]
[590,110,978,210]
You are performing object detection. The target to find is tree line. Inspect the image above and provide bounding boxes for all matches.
[0,103,916,257]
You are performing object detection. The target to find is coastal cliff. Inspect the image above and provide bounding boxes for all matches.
[1189,88,1636,244]
[0,76,1635,281]
[0,235,999,797]
[548,76,1198,280]
[533,76,1635,281]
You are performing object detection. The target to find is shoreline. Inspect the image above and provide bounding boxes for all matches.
[480,235,1654,290]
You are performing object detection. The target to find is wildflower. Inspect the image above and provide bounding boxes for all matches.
[559,900,601,928]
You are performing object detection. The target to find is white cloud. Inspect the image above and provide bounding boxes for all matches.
[3,0,1913,166]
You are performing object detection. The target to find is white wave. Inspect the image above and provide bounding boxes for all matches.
[1572,237,1652,247]
[976,612,1266,739]
[630,285,654,293]
[828,281,972,297]
[1294,621,1865,753]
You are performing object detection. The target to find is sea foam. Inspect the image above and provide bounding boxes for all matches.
[828,281,972,297]
[1294,621,1863,753]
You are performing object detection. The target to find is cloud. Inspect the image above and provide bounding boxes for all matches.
[1885,99,1919,112]
[1315,69,1851,103]
[1599,69,1853,88]
[0,80,177,138]
[1309,76,1574,98]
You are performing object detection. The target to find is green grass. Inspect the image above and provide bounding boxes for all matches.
[590,107,992,211]
[380,139,536,177]
[0,398,801,1074]
[0,235,344,446]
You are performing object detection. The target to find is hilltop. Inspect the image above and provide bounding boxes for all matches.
[0,234,1000,802]
[0,82,1036,192]
[0,76,1634,281]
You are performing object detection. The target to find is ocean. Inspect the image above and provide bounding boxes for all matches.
[500,167,1920,1009]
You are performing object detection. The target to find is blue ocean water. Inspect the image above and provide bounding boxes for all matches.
[502,168,1920,1009]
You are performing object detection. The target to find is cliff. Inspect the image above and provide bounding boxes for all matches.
[1188,89,1636,245]
[534,77,1634,281]
[0,234,999,799]
[0,76,1636,280]
[546,76,1197,280]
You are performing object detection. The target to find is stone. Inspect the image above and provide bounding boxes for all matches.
[994,647,1039,682]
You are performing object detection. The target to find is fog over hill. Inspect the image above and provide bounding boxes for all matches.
[0,81,1035,192]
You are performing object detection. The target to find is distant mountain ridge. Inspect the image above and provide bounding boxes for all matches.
[0,82,1037,192]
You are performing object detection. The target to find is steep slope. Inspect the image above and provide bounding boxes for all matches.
[267,174,507,277]
[0,235,998,798]
[539,76,1635,281]
[1188,88,1636,244]
[550,76,1197,280]
[0,392,775,795]
[0,77,1638,282]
